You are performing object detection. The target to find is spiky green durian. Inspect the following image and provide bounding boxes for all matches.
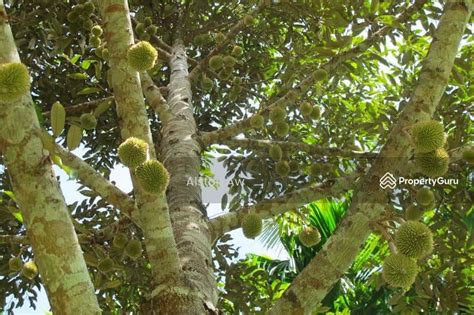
[313,69,328,81]
[89,36,101,48]
[275,160,290,177]
[209,55,224,71]
[415,187,434,206]
[218,67,233,80]
[136,160,170,193]
[91,25,103,36]
[144,17,152,26]
[112,233,128,249]
[124,239,143,260]
[241,213,262,239]
[135,22,146,35]
[201,76,213,91]
[250,114,264,130]
[299,227,321,247]
[97,258,114,273]
[382,254,418,289]
[415,148,449,178]
[243,15,254,26]
[83,2,95,15]
[275,122,289,137]
[300,102,313,116]
[232,45,243,57]
[269,144,282,161]
[289,160,299,172]
[127,41,158,71]
[20,261,38,280]
[80,113,97,130]
[118,137,148,169]
[233,77,242,85]
[462,148,474,164]
[421,200,436,211]
[269,106,287,123]
[310,106,321,120]
[223,55,236,68]
[394,221,433,259]
[405,205,424,221]
[215,32,225,43]
[8,257,23,272]
[146,25,158,36]
[0,63,30,102]
[411,120,445,153]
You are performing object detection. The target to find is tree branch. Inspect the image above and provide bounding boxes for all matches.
[209,173,358,242]
[198,0,430,147]
[42,96,114,118]
[222,138,378,159]
[141,72,172,123]
[270,1,472,313]
[187,1,268,81]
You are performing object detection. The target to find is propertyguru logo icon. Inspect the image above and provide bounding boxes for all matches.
[379,172,459,189]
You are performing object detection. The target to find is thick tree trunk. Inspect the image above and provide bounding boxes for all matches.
[158,40,218,314]
[0,2,100,314]
[270,1,473,313]
[95,0,183,298]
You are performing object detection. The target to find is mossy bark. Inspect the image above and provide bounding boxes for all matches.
[0,2,100,314]
[95,0,183,302]
[270,1,472,313]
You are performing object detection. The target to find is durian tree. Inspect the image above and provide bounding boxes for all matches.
[0,0,472,314]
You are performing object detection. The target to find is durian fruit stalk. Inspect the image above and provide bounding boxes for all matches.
[118,137,149,169]
[241,213,262,239]
[382,253,418,289]
[127,41,158,71]
[394,221,433,259]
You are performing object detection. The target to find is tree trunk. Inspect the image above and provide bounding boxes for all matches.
[0,2,100,313]
[158,40,218,314]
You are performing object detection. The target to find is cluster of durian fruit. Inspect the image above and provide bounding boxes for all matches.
[118,137,169,194]
[94,233,143,274]
[134,17,158,42]
[8,258,38,281]
[66,1,96,33]
[382,188,435,289]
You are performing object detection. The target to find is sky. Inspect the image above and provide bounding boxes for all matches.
[10,146,289,314]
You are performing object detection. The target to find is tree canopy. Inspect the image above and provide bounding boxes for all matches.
[0,0,472,314]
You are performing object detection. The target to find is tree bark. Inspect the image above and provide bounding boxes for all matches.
[158,40,218,314]
[270,1,472,313]
[0,2,100,313]
[95,0,183,299]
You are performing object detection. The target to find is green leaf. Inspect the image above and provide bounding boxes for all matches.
[67,72,89,80]
[77,87,101,95]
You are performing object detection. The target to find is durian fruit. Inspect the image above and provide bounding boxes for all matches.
[91,25,103,37]
[462,148,474,164]
[201,76,213,91]
[80,113,97,130]
[241,213,262,239]
[269,144,282,161]
[135,23,146,35]
[215,32,225,43]
[394,221,433,259]
[298,227,321,247]
[415,187,434,206]
[289,160,299,173]
[243,15,255,26]
[82,19,94,30]
[218,67,233,80]
[232,45,243,57]
[250,114,264,129]
[135,160,170,193]
[97,258,114,273]
[144,17,153,26]
[124,239,143,260]
[405,205,424,221]
[8,257,23,272]
[269,106,287,123]
[118,137,148,169]
[310,106,321,120]
[313,69,328,81]
[127,41,158,71]
[382,254,418,289]
[420,200,436,211]
[20,261,38,280]
[275,160,290,177]
[146,25,158,36]
[223,55,236,68]
[89,36,101,48]
[209,55,224,71]
[300,102,313,116]
[411,120,445,153]
[233,77,242,85]
[415,148,449,178]
[112,233,128,249]
[275,122,289,137]
[0,63,30,102]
